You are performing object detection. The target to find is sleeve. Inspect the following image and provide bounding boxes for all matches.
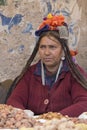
[59,74,87,117]
[6,73,30,110]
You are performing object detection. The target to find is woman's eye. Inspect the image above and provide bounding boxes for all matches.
[39,45,46,49]
[50,46,56,49]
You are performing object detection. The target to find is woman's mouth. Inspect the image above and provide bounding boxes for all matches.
[44,58,53,62]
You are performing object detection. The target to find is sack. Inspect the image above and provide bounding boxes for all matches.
[5,76,19,103]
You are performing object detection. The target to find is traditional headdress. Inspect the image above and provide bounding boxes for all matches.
[35,13,78,56]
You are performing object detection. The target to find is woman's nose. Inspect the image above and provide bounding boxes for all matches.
[45,48,50,55]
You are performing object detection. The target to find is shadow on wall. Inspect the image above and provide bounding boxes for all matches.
[0,0,6,5]
[0,79,13,104]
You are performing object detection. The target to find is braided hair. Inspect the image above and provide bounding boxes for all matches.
[5,29,87,102]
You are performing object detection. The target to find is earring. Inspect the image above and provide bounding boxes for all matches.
[61,51,65,60]
[61,56,65,60]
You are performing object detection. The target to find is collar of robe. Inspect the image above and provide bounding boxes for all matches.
[41,60,63,85]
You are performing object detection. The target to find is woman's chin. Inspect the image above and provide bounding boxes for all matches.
[44,62,53,67]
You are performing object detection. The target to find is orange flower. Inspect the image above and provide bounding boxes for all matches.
[70,50,78,56]
[38,13,65,30]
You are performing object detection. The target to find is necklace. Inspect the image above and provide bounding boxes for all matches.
[41,60,63,85]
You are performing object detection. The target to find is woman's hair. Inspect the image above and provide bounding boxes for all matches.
[5,29,87,102]
[36,31,87,89]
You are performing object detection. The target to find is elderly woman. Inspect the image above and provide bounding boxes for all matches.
[6,13,87,117]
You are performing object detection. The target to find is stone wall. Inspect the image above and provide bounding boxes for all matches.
[0,0,87,81]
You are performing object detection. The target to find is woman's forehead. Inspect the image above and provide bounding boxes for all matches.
[40,36,61,45]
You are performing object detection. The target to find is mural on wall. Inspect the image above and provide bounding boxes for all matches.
[0,13,23,33]
[0,0,86,81]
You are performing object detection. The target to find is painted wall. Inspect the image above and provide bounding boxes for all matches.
[0,0,87,81]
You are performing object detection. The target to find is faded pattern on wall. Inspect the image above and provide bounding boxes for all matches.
[0,0,87,81]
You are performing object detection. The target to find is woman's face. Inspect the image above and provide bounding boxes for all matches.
[38,36,63,69]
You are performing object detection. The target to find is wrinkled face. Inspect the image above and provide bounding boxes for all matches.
[38,36,63,68]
